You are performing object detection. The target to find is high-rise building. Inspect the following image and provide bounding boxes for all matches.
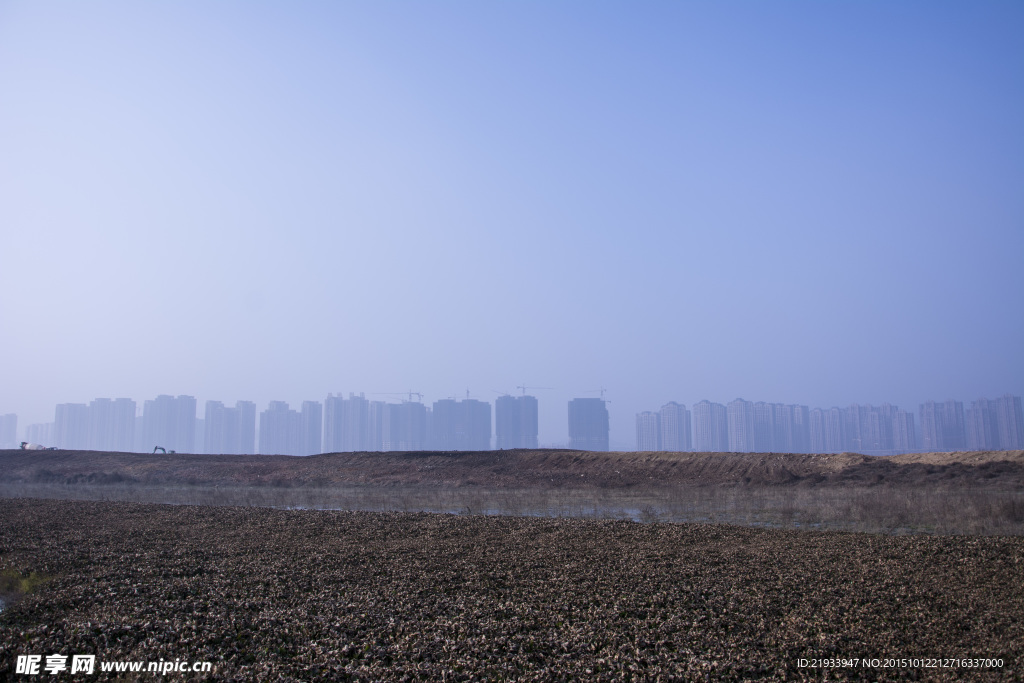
[843,404,870,452]
[994,394,1024,450]
[866,404,896,453]
[0,414,16,449]
[770,404,793,453]
[259,401,302,455]
[111,398,137,451]
[824,407,845,453]
[204,400,255,454]
[54,403,89,449]
[431,399,458,449]
[367,401,387,451]
[659,402,691,452]
[194,418,205,453]
[568,398,609,451]
[692,400,728,452]
[791,404,810,453]
[727,399,754,452]
[495,395,539,449]
[892,409,916,452]
[831,402,914,455]
[342,394,369,451]
[383,401,427,451]
[88,398,113,450]
[810,407,846,453]
[323,394,343,452]
[425,405,434,449]
[86,398,136,452]
[324,393,372,452]
[766,403,810,453]
[142,395,196,453]
[942,400,966,450]
[809,408,825,453]
[462,398,492,450]
[301,401,322,456]
[752,402,774,452]
[918,401,944,451]
[635,411,660,451]
[966,398,1000,450]
[204,401,229,453]
[431,399,491,450]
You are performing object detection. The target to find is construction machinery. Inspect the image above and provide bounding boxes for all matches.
[517,385,553,396]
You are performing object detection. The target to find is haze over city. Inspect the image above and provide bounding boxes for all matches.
[1,1,1021,450]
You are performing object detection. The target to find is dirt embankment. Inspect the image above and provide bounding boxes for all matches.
[1,448,1022,490]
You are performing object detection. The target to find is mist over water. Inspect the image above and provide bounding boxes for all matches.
[0,2,1021,447]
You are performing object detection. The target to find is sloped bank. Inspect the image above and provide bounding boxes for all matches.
[2,449,1022,535]
[3,449,1022,490]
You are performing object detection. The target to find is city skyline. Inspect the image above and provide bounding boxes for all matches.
[1,2,1021,449]
[9,390,1022,455]
[14,384,1024,452]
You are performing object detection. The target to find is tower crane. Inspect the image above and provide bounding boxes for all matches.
[367,391,423,403]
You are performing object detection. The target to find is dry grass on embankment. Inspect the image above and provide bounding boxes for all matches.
[1,449,1022,535]
[3,448,1022,489]
[1,499,1021,681]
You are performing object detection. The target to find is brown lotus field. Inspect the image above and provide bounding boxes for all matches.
[1,498,1022,681]
[1,449,1022,680]
[2,448,1023,534]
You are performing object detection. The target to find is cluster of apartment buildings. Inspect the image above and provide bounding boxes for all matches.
[8,393,547,455]
[636,395,1024,454]
[5,392,1020,455]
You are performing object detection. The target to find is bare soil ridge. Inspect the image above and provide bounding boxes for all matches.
[2,448,1021,490]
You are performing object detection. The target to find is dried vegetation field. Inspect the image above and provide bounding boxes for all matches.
[2,449,1022,534]
[4,449,1023,490]
[1,499,1022,681]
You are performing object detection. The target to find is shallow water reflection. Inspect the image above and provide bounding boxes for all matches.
[1,482,1021,535]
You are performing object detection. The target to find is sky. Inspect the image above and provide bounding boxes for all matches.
[1,1,1021,449]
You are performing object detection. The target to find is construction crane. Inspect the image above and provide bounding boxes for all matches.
[517,385,553,396]
[586,387,609,400]
[444,391,475,401]
[367,391,423,403]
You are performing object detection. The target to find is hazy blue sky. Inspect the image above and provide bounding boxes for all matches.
[2,1,1021,448]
